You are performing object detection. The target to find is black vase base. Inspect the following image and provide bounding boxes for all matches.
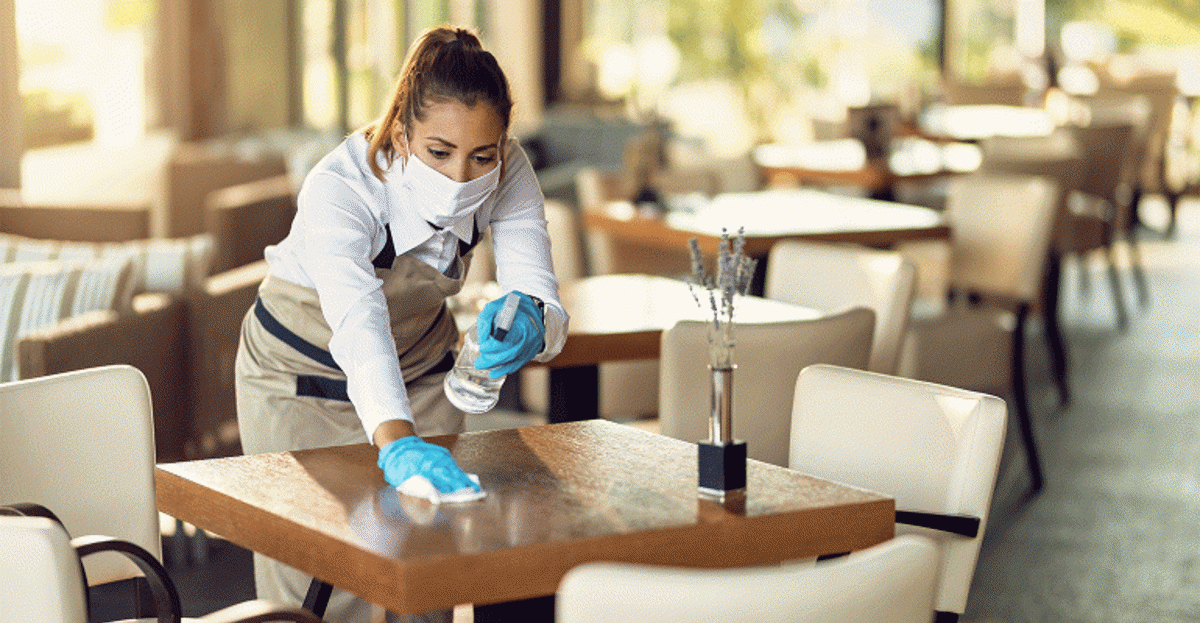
[698,439,747,497]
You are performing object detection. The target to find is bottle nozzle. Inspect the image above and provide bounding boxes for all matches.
[491,292,521,341]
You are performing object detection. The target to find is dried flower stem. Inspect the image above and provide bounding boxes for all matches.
[686,228,755,369]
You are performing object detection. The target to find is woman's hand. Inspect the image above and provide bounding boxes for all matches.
[474,290,545,378]
[377,436,479,493]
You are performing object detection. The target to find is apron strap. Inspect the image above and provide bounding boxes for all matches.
[254,297,340,371]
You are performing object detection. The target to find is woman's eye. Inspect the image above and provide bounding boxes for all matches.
[474,155,496,165]
[428,148,450,159]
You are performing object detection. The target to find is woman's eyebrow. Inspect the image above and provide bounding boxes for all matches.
[426,136,498,153]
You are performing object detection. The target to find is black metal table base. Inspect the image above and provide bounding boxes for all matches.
[474,595,557,623]
[547,365,599,423]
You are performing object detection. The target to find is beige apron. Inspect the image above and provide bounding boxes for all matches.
[235,228,477,623]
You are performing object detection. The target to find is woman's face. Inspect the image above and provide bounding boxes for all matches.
[400,100,503,183]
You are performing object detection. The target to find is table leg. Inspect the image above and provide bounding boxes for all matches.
[303,578,333,617]
[547,365,599,423]
[474,595,556,623]
[1042,251,1070,406]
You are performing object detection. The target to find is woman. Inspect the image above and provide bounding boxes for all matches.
[235,26,568,622]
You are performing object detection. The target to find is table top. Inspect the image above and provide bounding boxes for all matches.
[752,139,982,191]
[156,420,895,614]
[918,104,1056,141]
[584,188,949,257]
[540,274,819,368]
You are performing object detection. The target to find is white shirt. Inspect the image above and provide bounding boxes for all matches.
[265,132,568,437]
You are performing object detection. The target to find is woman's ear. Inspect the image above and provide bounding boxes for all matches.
[392,126,408,156]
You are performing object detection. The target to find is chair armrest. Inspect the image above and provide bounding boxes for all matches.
[184,260,269,458]
[72,535,182,623]
[199,600,326,623]
[895,510,981,538]
[17,296,190,462]
[204,175,295,274]
[0,503,67,528]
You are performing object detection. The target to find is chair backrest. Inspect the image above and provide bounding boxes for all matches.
[790,364,1007,616]
[658,309,874,467]
[0,365,159,585]
[944,173,1060,303]
[764,241,916,375]
[204,174,297,274]
[556,534,939,623]
[543,199,586,285]
[0,516,88,623]
[1069,121,1137,205]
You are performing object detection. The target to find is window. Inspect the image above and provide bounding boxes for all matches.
[15,0,157,148]
[566,0,942,156]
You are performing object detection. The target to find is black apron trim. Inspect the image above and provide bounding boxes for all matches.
[458,220,480,257]
[373,224,397,269]
[293,352,452,403]
[255,297,341,371]
[296,376,350,402]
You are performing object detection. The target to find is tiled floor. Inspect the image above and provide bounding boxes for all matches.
[161,197,1200,622]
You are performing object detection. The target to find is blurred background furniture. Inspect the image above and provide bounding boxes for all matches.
[790,364,1008,623]
[657,309,874,467]
[901,173,1062,492]
[520,199,660,422]
[764,240,916,375]
[555,534,940,623]
[2,175,287,462]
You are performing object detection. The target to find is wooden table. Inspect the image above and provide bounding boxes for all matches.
[527,274,819,423]
[583,188,949,276]
[156,420,895,619]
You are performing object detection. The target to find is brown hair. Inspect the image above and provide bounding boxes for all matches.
[362,26,513,181]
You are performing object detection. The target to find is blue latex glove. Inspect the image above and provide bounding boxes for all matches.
[377,436,480,493]
[474,290,545,379]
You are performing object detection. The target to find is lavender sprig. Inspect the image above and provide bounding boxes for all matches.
[686,228,753,369]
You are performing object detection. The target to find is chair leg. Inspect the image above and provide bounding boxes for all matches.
[1103,244,1130,331]
[1042,252,1070,407]
[1011,305,1045,493]
[1124,224,1151,308]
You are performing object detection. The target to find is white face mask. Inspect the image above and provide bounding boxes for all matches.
[402,141,502,229]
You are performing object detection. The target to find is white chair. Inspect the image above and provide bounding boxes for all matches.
[901,173,1061,492]
[790,364,1008,623]
[0,514,323,622]
[764,240,916,375]
[0,365,323,622]
[522,199,659,420]
[556,534,939,623]
[658,309,874,467]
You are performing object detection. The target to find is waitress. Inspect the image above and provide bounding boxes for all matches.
[234,25,568,623]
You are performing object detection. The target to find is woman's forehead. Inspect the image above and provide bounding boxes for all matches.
[411,100,503,147]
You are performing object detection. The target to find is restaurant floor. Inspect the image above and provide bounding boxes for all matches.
[161,197,1200,623]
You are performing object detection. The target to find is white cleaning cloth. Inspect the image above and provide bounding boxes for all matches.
[396,473,486,504]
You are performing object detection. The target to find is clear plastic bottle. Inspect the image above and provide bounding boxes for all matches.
[443,293,520,413]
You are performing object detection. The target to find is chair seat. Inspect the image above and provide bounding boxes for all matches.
[905,305,1014,393]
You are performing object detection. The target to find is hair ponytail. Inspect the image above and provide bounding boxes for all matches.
[363,26,513,181]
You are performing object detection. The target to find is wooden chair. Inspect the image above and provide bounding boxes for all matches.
[790,364,1008,623]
